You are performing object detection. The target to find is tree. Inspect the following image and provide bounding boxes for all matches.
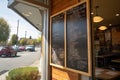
[0,18,10,44]
[37,37,41,44]
[19,38,26,45]
[29,36,32,39]
[10,34,18,45]
[26,39,36,45]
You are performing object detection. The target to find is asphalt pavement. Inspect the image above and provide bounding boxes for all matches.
[0,47,41,80]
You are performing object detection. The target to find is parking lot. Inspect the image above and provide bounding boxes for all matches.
[0,47,41,75]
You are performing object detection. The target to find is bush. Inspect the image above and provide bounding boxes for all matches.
[6,67,40,80]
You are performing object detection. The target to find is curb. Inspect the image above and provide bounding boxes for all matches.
[0,72,8,80]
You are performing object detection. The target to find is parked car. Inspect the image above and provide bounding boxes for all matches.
[12,45,19,52]
[19,46,25,51]
[0,46,17,57]
[25,45,35,51]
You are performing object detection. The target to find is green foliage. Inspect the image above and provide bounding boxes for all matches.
[13,36,41,46]
[36,37,41,45]
[26,39,36,45]
[0,18,10,42]
[29,36,32,39]
[6,67,40,80]
[19,38,26,45]
[10,34,18,45]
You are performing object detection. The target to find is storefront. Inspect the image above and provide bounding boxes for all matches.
[8,0,120,80]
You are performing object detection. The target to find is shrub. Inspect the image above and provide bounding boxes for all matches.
[6,67,40,80]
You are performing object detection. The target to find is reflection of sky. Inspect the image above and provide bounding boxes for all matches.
[0,0,41,40]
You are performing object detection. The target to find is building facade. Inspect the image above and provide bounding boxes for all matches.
[8,0,120,80]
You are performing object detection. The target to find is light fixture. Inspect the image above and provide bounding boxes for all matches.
[22,13,30,16]
[28,12,32,15]
[116,13,120,16]
[22,12,32,17]
[93,6,103,22]
[98,26,107,30]
[109,24,112,26]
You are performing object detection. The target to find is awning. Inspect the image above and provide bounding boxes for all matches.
[8,0,48,31]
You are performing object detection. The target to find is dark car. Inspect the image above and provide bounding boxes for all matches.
[0,46,17,57]
[25,45,35,51]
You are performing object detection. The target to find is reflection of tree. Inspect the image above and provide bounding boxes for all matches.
[51,13,64,66]
[67,4,88,72]
[52,47,64,66]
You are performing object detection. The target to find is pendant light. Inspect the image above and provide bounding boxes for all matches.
[98,26,107,30]
[93,6,103,22]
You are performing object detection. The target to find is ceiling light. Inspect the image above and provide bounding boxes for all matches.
[93,6,103,22]
[98,26,107,30]
[116,14,120,16]
[22,13,30,16]
[93,16,103,22]
[28,12,32,15]
[91,12,94,15]
[109,24,112,26]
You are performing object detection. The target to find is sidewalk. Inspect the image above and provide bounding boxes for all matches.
[0,60,40,80]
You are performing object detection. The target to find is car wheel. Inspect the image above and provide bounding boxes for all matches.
[15,53,17,57]
[7,53,11,57]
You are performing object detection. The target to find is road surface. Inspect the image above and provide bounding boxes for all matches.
[0,47,41,75]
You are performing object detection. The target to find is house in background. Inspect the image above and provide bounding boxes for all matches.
[8,0,120,80]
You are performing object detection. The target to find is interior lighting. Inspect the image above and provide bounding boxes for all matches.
[93,6,103,22]
[98,26,107,30]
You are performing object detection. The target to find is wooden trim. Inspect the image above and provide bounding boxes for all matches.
[50,17,52,65]
[50,0,86,17]
[64,12,67,67]
[65,67,90,76]
[64,1,92,76]
[52,66,81,80]
[50,13,65,67]
[86,0,92,76]
[50,1,92,77]
[41,32,44,57]
[50,63,65,69]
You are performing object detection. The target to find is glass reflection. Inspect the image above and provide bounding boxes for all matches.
[91,0,120,80]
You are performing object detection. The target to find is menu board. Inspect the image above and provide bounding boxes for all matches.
[66,3,88,72]
[51,13,65,66]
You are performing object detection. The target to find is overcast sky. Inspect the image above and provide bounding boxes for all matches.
[0,0,41,40]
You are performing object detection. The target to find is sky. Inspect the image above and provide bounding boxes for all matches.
[0,0,41,40]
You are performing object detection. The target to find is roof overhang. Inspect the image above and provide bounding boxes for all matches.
[8,0,48,31]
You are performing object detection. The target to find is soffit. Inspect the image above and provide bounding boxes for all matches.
[8,0,48,31]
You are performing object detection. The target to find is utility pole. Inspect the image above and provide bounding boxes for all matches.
[16,20,19,45]
[25,31,27,46]
[25,31,27,39]
[17,20,19,37]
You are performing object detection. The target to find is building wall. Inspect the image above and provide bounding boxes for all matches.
[51,0,81,15]
[52,67,80,80]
